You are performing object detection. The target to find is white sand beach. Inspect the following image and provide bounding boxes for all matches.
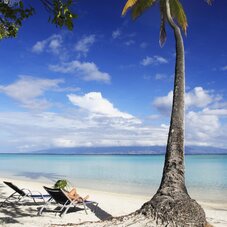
[0,177,227,227]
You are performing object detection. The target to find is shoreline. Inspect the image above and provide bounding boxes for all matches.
[1,172,227,204]
[1,153,227,156]
[0,177,227,227]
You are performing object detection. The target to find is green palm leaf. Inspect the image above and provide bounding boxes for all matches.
[159,0,167,47]
[122,0,139,16]
[131,0,156,20]
[170,0,188,33]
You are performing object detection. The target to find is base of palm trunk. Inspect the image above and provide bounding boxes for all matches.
[139,191,207,226]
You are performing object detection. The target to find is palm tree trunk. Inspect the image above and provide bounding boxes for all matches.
[158,0,187,196]
[139,1,207,225]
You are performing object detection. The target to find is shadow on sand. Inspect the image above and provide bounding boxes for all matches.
[37,203,113,221]
[14,171,64,181]
[87,203,112,221]
[0,202,39,224]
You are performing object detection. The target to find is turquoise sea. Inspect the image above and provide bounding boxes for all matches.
[0,154,226,203]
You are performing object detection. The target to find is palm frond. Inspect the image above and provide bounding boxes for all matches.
[131,0,156,20]
[122,0,139,16]
[159,0,166,47]
[170,0,188,34]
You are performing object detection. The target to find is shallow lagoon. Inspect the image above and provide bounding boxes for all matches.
[0,154,226,202]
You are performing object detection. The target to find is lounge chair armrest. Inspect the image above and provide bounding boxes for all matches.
[21,188,28,191]
[30,190,43,196]
[22,189,44,197]
[21,188,33,195]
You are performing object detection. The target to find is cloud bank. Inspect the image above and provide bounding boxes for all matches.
[0,76,64,110]
[49,60,111,83]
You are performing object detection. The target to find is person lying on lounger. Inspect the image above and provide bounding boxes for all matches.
[67,187,89,202]
[54,179,89,202]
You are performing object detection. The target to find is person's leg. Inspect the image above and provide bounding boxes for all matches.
[77,195,89,202]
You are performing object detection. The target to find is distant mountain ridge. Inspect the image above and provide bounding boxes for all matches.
[32,146,227,155]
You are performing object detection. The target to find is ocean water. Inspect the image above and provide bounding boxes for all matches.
[0,154,226,203]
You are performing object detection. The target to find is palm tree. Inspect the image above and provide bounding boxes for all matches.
[122,0,212,225]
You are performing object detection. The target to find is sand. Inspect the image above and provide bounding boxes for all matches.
[0,177,227,227]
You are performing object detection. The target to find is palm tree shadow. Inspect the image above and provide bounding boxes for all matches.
[0,201,38,225]
[0,184,19,225]
[14,171,64,181]
[87,203,113,221]
[37,205,85,215]
[0,181,46,225]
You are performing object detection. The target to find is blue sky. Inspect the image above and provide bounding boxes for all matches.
[0,0,227,152]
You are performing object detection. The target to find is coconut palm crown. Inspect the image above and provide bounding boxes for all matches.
[122,0,212,46]
[122,0,188,47]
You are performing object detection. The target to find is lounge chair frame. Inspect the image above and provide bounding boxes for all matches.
[1,181,50,207]
[38,186,98,216]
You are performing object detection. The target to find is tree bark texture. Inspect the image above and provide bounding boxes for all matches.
[139,0,207,226]
[159,0,187,197]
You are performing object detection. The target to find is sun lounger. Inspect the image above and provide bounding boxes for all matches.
[0,181,51,207]
[38,186,98,216]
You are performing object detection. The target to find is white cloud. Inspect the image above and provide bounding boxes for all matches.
[32,34,62,55]
[152,86,227,147]
[187,111,220,136]
[140,42,148,48]
[154,87,215,115]
[67,92,137,120]
[49,60,111,83]
[202,108,227,116]
[1,103,227,152]
[186,111,220,144]
[185,87,213,108]
[221,65,227,71]
[32,41,46,53]
[49,39,61,52]
[0,111,91,152]
[155,73,167,80]
[1,84,227,151]
[0,76,64,110]
[148,114,160,120]
[125,40,135,46]
[75,34,96,57]
[153,91,173,115]
[112,29,121,39]
[141,55,168,66]
[186,107,227,147]
[0,108,168,152]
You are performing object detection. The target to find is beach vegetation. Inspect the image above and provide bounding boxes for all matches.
[0,0,77,39]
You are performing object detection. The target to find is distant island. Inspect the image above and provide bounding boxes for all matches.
[26,146,227,155]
